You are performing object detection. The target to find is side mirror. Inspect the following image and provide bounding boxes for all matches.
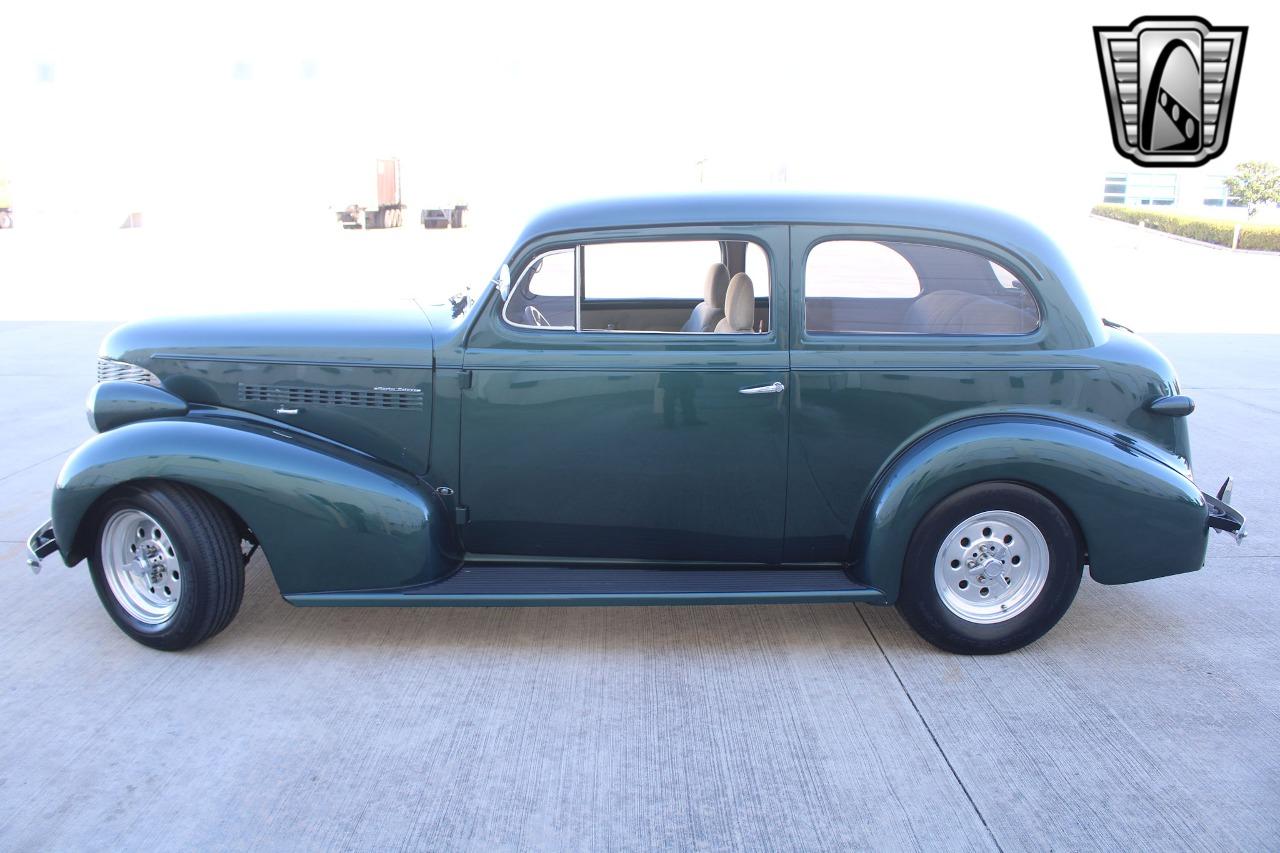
[495,264,512,301]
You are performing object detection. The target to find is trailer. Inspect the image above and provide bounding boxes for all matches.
[335,158,405,229]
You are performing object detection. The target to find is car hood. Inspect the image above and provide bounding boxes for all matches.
[101,300,436,369]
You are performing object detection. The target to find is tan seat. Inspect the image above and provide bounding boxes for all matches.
[903,289,1034,334]
[681,263,730,333]
[715,273,756,333]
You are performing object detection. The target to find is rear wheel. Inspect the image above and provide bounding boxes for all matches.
[89,482,244,651]
[896,482,1082,654]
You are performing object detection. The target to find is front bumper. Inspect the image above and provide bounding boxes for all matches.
[1204,477,1246,544]
[25,519,57,574]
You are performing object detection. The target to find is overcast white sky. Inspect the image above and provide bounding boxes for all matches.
[3,0,1277,235]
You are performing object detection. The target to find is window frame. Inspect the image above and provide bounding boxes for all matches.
[498,232,778,339]
[797,231,1046,342]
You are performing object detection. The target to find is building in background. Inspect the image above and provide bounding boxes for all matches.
[1101,172,1241,209]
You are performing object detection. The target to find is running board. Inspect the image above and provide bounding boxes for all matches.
[285,565,886,607]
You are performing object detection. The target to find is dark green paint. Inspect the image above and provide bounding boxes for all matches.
[104,307,435,472]
[852,417,1207,596]
[86,381,188,433]
[53,416,458,594]
[50,194,1218,603]
[460,224,790,563]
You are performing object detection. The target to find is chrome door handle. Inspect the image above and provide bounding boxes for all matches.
[739,382,785,395]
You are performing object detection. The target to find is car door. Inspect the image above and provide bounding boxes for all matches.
[784,225,1047,564]
[459,225,790,564]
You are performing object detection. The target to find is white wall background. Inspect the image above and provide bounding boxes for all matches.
[1,0,1277,326]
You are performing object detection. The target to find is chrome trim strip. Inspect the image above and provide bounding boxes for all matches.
[789,364,1100,372]
[462,364,1099,373]
[151,354,429,369]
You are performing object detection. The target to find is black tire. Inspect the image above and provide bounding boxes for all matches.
[88,482,244,651]
[896,482,1082,655]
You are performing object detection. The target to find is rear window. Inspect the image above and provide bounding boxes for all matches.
[804,240,1040,335]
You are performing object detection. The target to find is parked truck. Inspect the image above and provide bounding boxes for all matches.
[420,204,469,229]
[335,157,405,229]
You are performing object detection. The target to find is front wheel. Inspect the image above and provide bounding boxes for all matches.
[89,482,245,651]
[896,482,1082,654]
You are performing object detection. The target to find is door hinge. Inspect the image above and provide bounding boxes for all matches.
[458,370,473,390]
[455,506,470,526]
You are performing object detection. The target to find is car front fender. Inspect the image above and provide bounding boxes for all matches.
[52,417,459,595]
[851,417,1208,599]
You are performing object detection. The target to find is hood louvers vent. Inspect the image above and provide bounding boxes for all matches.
[97,358,160,386]
[239,384,423,411]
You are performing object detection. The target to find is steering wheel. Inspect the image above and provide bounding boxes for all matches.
[524,305,551,327]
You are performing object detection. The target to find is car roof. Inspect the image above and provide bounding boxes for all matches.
[514,193,1061,273]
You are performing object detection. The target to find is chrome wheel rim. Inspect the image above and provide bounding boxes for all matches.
[933,510,1050,624]
[101,509,183,625]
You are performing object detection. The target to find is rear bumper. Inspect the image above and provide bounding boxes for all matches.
[1204,477,1246,544]
[25,519,58,574]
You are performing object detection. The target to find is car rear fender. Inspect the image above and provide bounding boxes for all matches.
[52,417,460,595]
[851,416,1208,599]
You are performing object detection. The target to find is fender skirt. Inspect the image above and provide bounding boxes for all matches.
[52,417,459,595]
[852,419,1208,599]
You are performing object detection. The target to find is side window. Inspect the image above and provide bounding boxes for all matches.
[582,241,723,300]
[804,239,1040,335]
[805,241,920,299]
[503,239,771,334]
[580,240,768,332]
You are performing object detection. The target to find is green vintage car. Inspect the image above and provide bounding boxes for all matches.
[26,195,1245,653]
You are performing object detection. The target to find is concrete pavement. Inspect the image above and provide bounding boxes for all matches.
[0,323,1276,851]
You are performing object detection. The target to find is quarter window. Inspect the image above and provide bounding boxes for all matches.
[805,241,920,298]
[525,249,574,296]
[804,240,1040,335]
[503,248,575,328]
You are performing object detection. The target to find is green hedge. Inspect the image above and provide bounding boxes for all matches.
[1237,225,1280,252]
[1091,204,1280,252]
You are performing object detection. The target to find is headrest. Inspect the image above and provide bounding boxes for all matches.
[724,273,755,331]
[704,263,730,309]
